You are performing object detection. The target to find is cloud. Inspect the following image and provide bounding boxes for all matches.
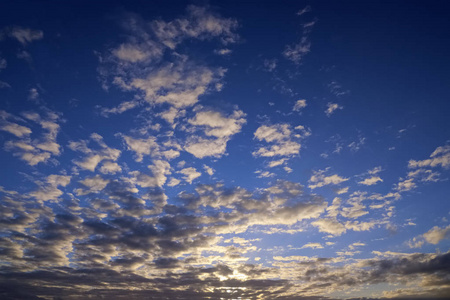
[151,5,239,49]
[0,122,31,137]
[28,174,71,202]
[214,48,232,55]
[359,176,383,186]
[293,99,307,112]
[112,43,162,63]
[203,164,215,176]
[100,100,140,117]
[179,167,201,184]
[308,169,348,189]
[325,102,343,116]
[99,161,122,174]
[119,134,158,162]
[312,218,346,236]
[70,133,121,171]
[409,225,450,248]
[4,26,43,45]
[75,175,110,195]
[301,242,323,249]
[188,108,246,139]
[253,123,310,158]
[297,5,312,16]
[2,110,63,166]
[184,136,228,159]
[283,37,311,64]
[28,88,39,100]
[408,144,450,169]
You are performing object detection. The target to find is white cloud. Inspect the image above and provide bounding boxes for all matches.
[301,242,323,249]
[100,100,140,117]
[359,176,383,186]
[297,5,311,16]
[158,107,185,125]
[214,48,232,55]
[253,123,310,158]
[325,102,343,116]
[2,110,63,166]
[268,158,286,168]
[312,218,346,236]
[0,122,31,137]
[423,225,450,244]
[167,178,181,187]
[119,134,158,162]
[179,167,201,184]
[70,134,121,171]
[28,174,71,202]
[28,88,39,100]
[130,62,225,108]
[308,169,348,189]
[408,145,450,169]
[203,164,215,176]
[188,108,246,138]
[184,137,228,159]
[151,5,239,49]
[408,225,450,248]
[6,26,43,45]
[293,99,307,112]
[148,159,171,186]
[112,43,162,63]
[395,177,416,192]
[283,37,311,64]
[263,58,277,71]
[99,161,122,174]
[75,175,110,195]
[255,170,275,178]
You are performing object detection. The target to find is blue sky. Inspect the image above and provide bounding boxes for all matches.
[1,1,450,299]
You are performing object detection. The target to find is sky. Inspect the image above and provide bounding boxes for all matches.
[1,0,450,299]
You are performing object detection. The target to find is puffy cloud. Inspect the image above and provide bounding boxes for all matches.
[184,137,228,159]
[395,177,416,192]
[99,161,122,174]
[297,5,311,16]
[409,225,450,248]
[283,37,311,64]
[151,5,239,49]
[188,109,246,138]
[75,175,110,195]
[2,110,63,166]
[293,99,307,112]
[179,167,201,184]
[308,169,348,189]
[253,123,310,158]
[325,102,343,116]
[112,42,162,63]
[0,122,31,137]
[4,26,43,45]
[130,62,224,108]
[312,218,346,236]
[28,174,71,202]
[203,164,215,176]
[301,242,323,249]
[358,176,383,186]
[100,100,140,117]
[119,134,158,162]
[408,145,450,169]
[70,134,121,171]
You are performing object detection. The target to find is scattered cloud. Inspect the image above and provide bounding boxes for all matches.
[325,102,343,116]
[293,99,307,112]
